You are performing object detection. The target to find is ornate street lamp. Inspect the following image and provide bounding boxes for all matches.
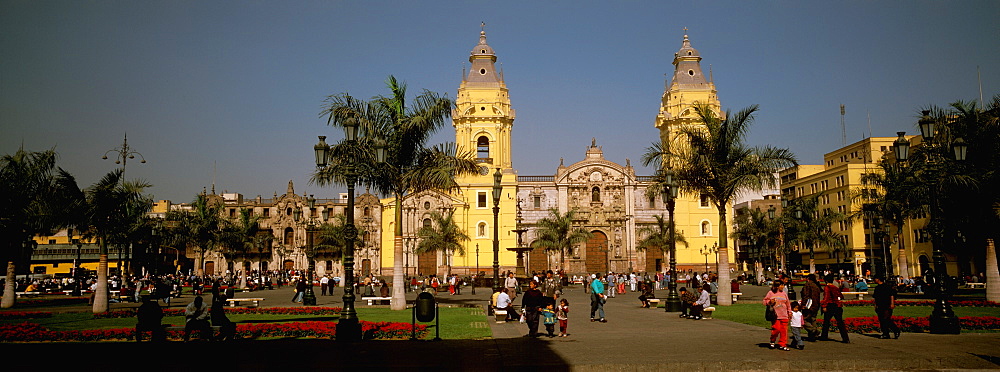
[492,167,503,294]
[301,195,318,306]
[314,115,374,341]
[661,169,682,313]
[913,111,961,334]
[893,131,910,162]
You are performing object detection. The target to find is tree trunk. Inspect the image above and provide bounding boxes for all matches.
[716,209,732,305]
[1,261,16,308]
[92,252,109,313]
[809,244,816,274]
[390,195,406,311]
[986,238,999,303]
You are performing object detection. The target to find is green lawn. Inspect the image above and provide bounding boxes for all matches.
[711,303,1000,329]
[1,306,492,340]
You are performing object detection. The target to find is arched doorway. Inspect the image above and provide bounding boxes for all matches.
[205,261,215,276]
[284,260,294,271]
[361,259,371,276]
[417,251,436,276]
[586,231,609,274]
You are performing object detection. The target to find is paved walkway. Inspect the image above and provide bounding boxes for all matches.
[4,283,999,371]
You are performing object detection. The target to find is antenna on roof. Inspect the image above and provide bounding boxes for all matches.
[867,109,872,139]
[709,64,714,83]
[840,104,846,146]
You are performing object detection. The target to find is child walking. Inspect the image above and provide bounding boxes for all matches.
[789,301,805,350]
[542,303,557,337]
[557,298,570,337]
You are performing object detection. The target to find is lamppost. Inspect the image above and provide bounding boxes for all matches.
[314,119,386,342]
[661,169,682,312]
[293,195,319,306]
[473,243,479,295]
[103,133,145,277]
[492,168,503,294]
[69,227,83,296]
[701,243,718,273]
[905,111,966,334]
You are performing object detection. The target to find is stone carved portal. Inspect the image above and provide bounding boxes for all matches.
[585,231,609,273]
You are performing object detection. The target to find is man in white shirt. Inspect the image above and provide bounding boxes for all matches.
[504,273,519,301]
[496,288,518,321]
[320,275,330,296]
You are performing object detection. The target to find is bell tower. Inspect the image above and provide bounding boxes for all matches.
[453,27,515,173]
[655,29,721,154]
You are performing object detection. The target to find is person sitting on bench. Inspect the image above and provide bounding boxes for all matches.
[211,294,237,341]
[496,287,519,321]
[136,295,166,342]
[184,295,213,342]
[678,287,697,318]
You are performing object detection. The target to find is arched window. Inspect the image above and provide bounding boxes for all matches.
[362,231,370,247]
[477,222,487,238]
[423,218,432,228]
[591,187,601,202]
[700,221,712,236]
[284,227,294,244]
[477,136,490,159]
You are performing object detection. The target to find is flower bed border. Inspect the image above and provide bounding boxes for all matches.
[818,316,1000,333]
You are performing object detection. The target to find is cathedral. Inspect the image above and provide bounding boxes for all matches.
[154,29,734,278]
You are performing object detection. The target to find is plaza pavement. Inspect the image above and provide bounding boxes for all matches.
[4,282,999,371]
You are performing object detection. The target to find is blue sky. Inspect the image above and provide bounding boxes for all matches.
[3,1,998,203]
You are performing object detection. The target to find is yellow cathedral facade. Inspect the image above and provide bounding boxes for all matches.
[378,29,733,278]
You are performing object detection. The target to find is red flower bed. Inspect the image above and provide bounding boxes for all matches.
[841,300,1000,307]
[0,320,425,341]
[818,316,1000,333]
[15,297,89,307]
[94,306,344,319]
[0,311,53,320]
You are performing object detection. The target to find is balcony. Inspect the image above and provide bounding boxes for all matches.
[475,157,493,164]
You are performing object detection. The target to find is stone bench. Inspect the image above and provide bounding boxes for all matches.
[226,298,264,307]
[647,298,661,308]
[968,283,986,289]
[842,291,868,300]
[702,306,716,319]
[494,309,508,323]
[15,292,41,298]
[361,296,391,305]
[732,292,743,302]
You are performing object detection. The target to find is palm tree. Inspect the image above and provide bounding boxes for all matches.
[786,195,848,274]
[855,158,919,278]
[732,208,775,280]
[224,208,264,288]
[642,104,797,305]
[530,208,592,271]
[313,75,479,310]
[1,148,80,308]
[636,215,688,270]
[85,169,152,313]
[164,193,226,278]
[416,211,469,276]
[314,214,350,264]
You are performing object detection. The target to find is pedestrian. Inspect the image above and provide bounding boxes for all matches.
[763,280,791,350]
[320,275,329,296]
[211,293,237,341]
[800,274,822,341]
[541,270,562,300]
[590,273,607,322]
[873,277,900,339]
[522,280,545,337]
[557,298,570,337]
[542,303,557,337]
[789,301,805,350]
[504,273,519,302]
[820,274,850,343]
[293,279,306,303]
[448,275,457,295]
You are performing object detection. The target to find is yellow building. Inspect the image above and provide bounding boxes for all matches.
[779,136,938,277]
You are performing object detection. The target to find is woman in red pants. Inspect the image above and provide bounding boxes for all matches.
[763,280,792,350]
